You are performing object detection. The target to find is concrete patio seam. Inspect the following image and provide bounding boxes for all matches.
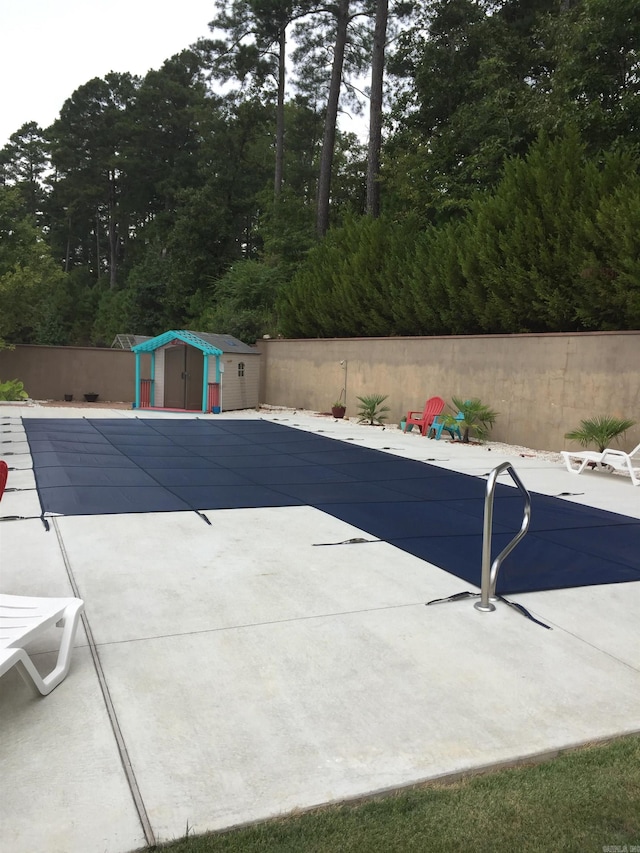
[523,609,640,675]
[87,600,432,647]
[52,517,157,848]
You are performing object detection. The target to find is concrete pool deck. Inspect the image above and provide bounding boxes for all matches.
[1,404,639,853]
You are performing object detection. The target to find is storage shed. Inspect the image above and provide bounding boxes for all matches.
[131,330,260,413]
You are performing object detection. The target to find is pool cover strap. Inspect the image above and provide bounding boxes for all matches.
[425,591,552,629]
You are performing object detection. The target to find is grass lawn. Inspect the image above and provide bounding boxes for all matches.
[159,734,640,852]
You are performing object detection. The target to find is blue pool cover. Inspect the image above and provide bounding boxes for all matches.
[23,418,640,595]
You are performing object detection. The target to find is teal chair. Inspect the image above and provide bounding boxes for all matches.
[429,412,464,441]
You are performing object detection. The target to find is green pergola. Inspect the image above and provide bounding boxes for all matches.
[131,330,223,412]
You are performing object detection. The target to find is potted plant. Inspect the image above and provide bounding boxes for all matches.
[84,392,99,403]
[331,390,346,418]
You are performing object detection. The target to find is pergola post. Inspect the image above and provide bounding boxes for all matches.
[134,353,141,409]
[202,353,209,413]
[216,355,222,413]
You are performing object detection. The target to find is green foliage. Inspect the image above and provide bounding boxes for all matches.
[259,186,316,267]
[386,0,640,224]
[405,219,479,335]
[564,415,636,453]
[0,379,28,401]
[280,129,640,340]
[126,52,206,215]
[91,288,135,347]
[446,396,498,443]
[0,185,69,344]
[49,72,140,289]
[0,122,49,217]
[279,216,412,337]
[2,0,640,346]
[544,0,640,151]
[385,0,549,222]
[356,393,390,425]
[460,130,640,333]
[125,250,185,334]
[35,271,100,346]
[577,172,640,330]
[190,260,284,344]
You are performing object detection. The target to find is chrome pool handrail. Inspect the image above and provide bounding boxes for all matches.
[474,462,531,613]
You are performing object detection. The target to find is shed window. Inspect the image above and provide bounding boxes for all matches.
[238,361,245,377]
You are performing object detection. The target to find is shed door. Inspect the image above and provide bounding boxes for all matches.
[164,346,186,409]
[164,344,205,410]
[185,346,204,410]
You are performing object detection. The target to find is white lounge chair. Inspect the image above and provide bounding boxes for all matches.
[601,443,640,486]
[561,442,640,486]
[0,594,84,695]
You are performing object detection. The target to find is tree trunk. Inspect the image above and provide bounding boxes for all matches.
[366,0,388,218]
[65,216,71,273]
[316,0,350,237]
[108,170,117,289]
[274,26,286,198]
[95,210,101,282]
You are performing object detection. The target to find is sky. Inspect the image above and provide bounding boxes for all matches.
[1,0,216,147]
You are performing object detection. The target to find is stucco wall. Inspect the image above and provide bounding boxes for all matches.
[0,345,143,403]
[256,332,640,452]
[3,334,639,452]
[0,344,259,412]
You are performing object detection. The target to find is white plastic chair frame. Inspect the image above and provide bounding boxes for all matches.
[561,442,640,486]
[0,594,84,695]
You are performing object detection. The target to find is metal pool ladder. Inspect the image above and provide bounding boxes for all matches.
[474,461,532,612]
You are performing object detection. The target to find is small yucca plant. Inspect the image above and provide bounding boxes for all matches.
[443,397,498,443]
[564,415,636,453]
[356,393,390,425]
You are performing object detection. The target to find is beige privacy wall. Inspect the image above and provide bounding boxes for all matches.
[2,333,638,452]
[257,332,640,452]
[0,345,142,404]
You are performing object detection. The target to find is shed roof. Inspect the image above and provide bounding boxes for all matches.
[188,331,258,355]
[131,330,257,356]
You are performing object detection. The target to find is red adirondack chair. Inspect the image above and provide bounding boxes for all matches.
[404,396,446,436]
[0,460,7,501]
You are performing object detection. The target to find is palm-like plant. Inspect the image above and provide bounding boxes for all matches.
[443,397,498,443]
[356,393,390,425]
[564,415,636,453]
[0,379,28,401]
